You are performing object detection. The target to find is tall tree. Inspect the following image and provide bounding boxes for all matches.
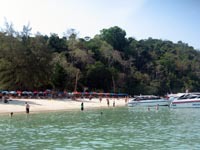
[86,62,112,92]
[100,26,127,51]
[0,28,52,90]
[48,33,67,52]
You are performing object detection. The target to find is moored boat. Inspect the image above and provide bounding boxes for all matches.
[128,95,169,107]
[170,93,200,108]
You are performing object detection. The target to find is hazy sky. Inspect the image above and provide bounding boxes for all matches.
[0,0,199,49]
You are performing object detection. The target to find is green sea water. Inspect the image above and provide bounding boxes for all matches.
[1,107,200,150]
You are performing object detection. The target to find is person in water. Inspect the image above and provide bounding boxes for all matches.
[10,112,13,117]
[25,102,30,114]
[156,104,159,110]
[81,102,84,111]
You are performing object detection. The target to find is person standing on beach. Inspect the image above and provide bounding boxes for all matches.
[10,112,13,118]
[125,96,128,103]
[99,97,102,103]
[25,102,30,114]
[81,102,84,111]
[113,100,115,107]
[106,98,110,107]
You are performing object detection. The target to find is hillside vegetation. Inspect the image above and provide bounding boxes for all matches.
[0,23,199,95]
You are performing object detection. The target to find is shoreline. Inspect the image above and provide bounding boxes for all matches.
[0,98,128,116]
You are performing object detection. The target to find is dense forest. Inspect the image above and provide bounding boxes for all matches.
[0,22,199,95]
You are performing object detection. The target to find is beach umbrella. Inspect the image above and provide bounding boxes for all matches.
[117,93,128,97]
[82,92,89,95]
[89,92,97,96]
[33,91,38,96]
[17,90,22,94]
[90,92,96,94]
[16,90,22,96]
[2,91,9,95]
[9,91,17,96]
[38,91,44,96]
[73,91,81,95]
[22,91,28,94]
[27,91,33,96]
[110,93,116,96]
[9,91,17,95]
[97,92,104,96]
[104,93,110,97]
[22,91,29,96]
[45,89,51,94]
[68,92,73,96]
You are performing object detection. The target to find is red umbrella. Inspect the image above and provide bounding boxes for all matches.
[73,91,80,95]
[17,90,22,94]
[33,91,38,94]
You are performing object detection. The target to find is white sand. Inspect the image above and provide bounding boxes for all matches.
[0,98,128,114]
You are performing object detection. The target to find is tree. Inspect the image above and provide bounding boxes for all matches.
[1,18,18,37]
[52,63,67,90]
[86,62,112,92]
[0,28,52,90]
[51,52,79,91]
[1,22,200,95]
[48,33,67,52]
[21,23,32,38]
[100,26,127,51]
[0,31,22,90]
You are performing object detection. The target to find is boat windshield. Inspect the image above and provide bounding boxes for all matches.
[134,96,161,101]
[177,94,200,100]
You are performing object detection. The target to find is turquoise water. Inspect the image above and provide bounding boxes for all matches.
[1,107,200,150]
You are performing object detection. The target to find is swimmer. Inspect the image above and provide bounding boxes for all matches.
[10,112,13,117]
[81,102,84,111]
[25,102,30,114]
[148,107,150,111]
[156,104,159,110]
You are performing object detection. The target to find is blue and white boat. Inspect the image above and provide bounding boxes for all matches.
[128,95,169,107]
[170,93,200,108]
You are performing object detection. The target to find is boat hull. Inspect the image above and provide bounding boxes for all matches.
[170,100,200,108]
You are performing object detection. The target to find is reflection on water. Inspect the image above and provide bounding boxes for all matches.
[1,107,200,149]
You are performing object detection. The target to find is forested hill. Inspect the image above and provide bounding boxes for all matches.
[0,24,199,95]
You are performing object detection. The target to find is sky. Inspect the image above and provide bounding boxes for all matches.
[0,0,199,49]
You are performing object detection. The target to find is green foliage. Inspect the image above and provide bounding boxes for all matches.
[0,27,52,90]
[100,26,127,51]
[52,63,67,90]
[1,23,200,95]
[86,62,112,92]
[48,33,67,52]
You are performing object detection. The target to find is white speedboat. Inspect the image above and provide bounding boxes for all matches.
[170,93,200,108]
[167,93,186,102]
[128,95,169,107]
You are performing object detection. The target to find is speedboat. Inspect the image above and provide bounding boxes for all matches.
[170,93,200,108]
[167,93,186,102]
[127,95,169,107]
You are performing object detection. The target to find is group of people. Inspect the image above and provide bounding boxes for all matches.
[106,98,115,107]
[9,96,129,117]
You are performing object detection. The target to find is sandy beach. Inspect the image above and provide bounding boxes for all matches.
[0,97,128,115]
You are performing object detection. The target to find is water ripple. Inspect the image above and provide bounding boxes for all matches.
[1,108,200,149]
